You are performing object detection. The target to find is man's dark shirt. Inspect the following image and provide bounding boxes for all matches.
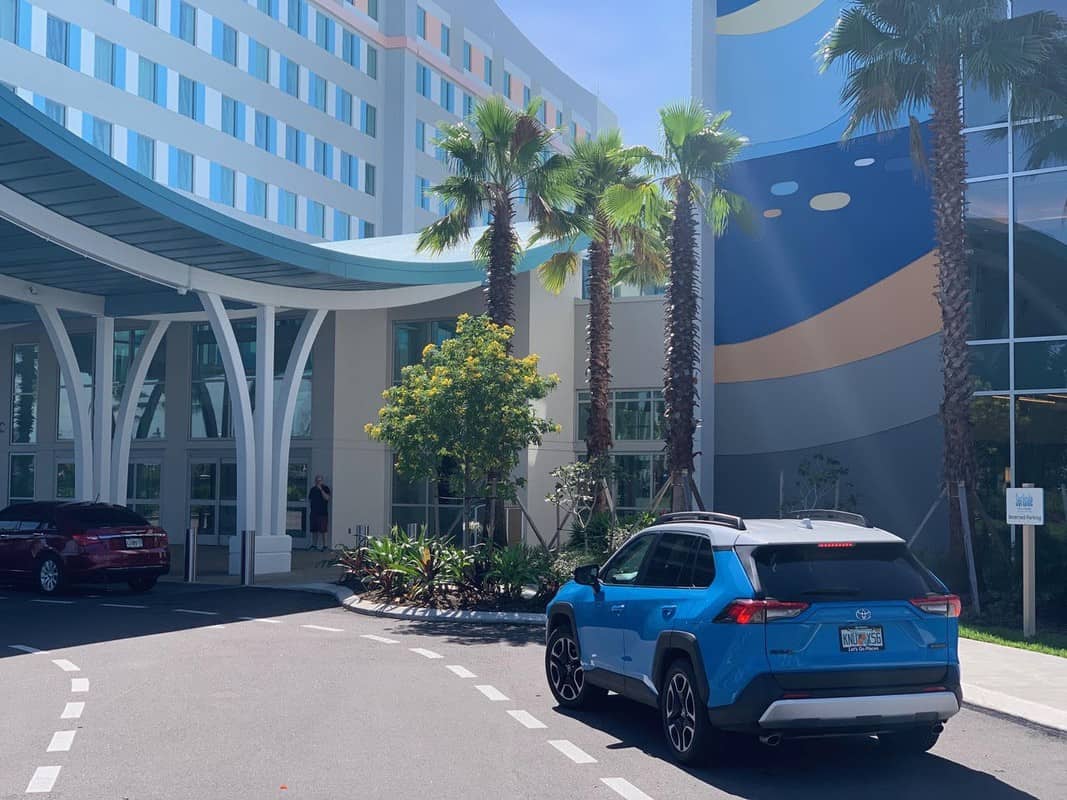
[309,485,331,515]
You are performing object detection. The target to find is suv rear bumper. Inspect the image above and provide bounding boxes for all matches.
[708,665,962,735]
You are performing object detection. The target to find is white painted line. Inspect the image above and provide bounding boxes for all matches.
[174,608,219,616]
[206,624,227,630]
[100,602,147,609]
[506,710,547,729]
[8,644,45,654]
[31,599,74,605]
[601,778,654,800]
[410,647,443,659]
[70,678,89,693]
[475,685,509,702]
[446,665,477,679]
[51,659,80,673]
[547,739,597,764]
[301,624,344,632]
[60,702,84,720]
[46,730,76,753]
[360,634,398,644]
[25,766,61,793]
[238,616,282,624]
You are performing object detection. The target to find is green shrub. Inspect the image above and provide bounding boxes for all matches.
[488,544,550,599]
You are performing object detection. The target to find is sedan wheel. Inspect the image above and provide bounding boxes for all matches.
[38,556,63,595]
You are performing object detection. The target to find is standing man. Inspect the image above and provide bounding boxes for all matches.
[308,475,331,551]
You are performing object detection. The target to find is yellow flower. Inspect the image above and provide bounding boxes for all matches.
[422,343,436,358]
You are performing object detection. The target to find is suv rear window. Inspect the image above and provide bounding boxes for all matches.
[744,543,943,601]
[57,506,150,528]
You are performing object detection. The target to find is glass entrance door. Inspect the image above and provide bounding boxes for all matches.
[189,459,236,546]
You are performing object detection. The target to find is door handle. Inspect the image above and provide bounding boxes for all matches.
[662,606,677,619]
[610,604,626,615]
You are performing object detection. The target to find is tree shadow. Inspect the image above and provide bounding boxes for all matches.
[384,619,543,648]
[554,695,1046,800]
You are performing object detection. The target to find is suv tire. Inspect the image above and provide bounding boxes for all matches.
[661,658,721,766]
[545,624,606,709]
[128,576,158,593]
[37,555,64,595]
[878,726,941,755]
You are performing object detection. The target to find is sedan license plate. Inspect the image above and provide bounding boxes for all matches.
[839,625,884,652]
[125,537,144,549]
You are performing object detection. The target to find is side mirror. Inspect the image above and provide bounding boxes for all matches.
[573,564,600,589]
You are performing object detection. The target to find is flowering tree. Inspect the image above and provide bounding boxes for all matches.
[365,314,560,539]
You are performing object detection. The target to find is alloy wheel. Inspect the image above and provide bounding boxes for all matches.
[39,559,60,593]
[664,672,697,754]
[548,634,584,702]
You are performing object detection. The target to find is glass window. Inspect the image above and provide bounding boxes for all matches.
[361,220,375,238]
[286,462,309,538]
[364,163,376,196]
[463,93,474,118]
[1015,171,1067,337]
[1014,120,1067,172]
[966,179,1009,340]
[366,46,377,79]
[965,130,1008,178]
[504,71,512,98]
[524,85,531,106]
[342,29,360,68]
[970,343,1010,391]
[178,76,200,120]
[131,132,155,179]
[484,56,493,84]
[285,127,303,165]
[309,73,326,112]
[90,117,112,155]
[361,102,377,137]
[416,176,431,211]
[415,119,425,151]
[333,210,350,240]
[254,112,276,153]
[416,6,426,38]
[313,140,331,177]
[11,344,38,444]
[177,1,195,44]
[463,42,471,71]
[113,328,166,440]
[210,163,235,207]
[94,37,116,84]
[42,99,66,126]
[56,462,75,499]
[690,538,715,588]
[615,391,654,440]
[249,40,270,82]
[392,320,456,382]
[133,0,158,25]
[46,15,70,66]
[367,0,378,20]
[1014,395,1067,521]
[169,146,194,192]
[279,189,298,228]
[972,396,1011,520]
[282,57,300,97]
[340,152,358,189]
[307,200,325,237]
[57,333,94,441]
[614,454,652,510]
[1016,342,1067,391]
[440,23,450,55]
[1014,0,1067,17]
[640,533,707,587]
[220,23,238,66]
[221,95,241,137]
[601,534,655,585]
[127,462,161,525]
[247,177,267,217]
[315,13,334,52]
[9,454,35,502]
[0,0,17,44]
[336,89,353,125]
[416,63,431,98]
[138,57,159,103]
[440,80,454,113]
[257,0,278,17]
[287,0,307,35]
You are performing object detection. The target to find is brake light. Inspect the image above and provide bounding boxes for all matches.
[71,532,100,545]
[715,599,809,624]
[817,542,855,549]
[910,594,962,618]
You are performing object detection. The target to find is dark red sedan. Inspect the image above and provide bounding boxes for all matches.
[0,502,170,594]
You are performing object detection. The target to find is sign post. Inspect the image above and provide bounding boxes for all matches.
[1006,484,1043,638]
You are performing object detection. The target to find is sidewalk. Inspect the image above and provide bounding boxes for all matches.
[959,637,1067,732]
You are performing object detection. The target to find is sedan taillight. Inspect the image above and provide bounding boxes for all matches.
[715,599,810,624]
[910,594,962,618]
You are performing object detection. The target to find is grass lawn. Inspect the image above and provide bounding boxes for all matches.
[959,623,1067,659]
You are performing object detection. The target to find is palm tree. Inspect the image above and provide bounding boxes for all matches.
[821,0,1065,542]
[535,131,667,477]
[416,96,579,327]
[610,102,748,511]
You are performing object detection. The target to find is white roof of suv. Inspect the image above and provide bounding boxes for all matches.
[649,515,904,549]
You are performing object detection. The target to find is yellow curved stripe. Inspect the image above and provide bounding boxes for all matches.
[714,252,941,384]
[718,0,827,36]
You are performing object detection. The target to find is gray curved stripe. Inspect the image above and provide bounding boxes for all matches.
[713,334,941,456]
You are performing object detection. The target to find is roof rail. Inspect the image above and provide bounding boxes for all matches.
[785,509,872,528]
[656,511,747,531]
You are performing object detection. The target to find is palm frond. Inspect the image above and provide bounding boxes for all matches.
[536,250,581,295]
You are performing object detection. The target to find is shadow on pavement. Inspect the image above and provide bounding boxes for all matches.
[553,695,1043,800]
[388,619,543,649]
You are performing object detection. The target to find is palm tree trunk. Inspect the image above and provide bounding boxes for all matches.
[487,199,518,327]
[586,214,615,511]
[930,62,977,554]
[665,182,700,512]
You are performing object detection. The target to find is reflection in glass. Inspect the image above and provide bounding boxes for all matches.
[614,454,652,510]
[970,344,1010,391]
[286,462,309,537]
[190,463,217,500]
[56,462,75,499]
[1016,341,1067,391]
[965,130,1009,178]
[1014,171,1067,337]
[1014,120,1067,172]
[1015,394,1067,527]
[963,80,1008,128]
[615,391,654,440]
[9,454,35,500]
[966,180,1010,340]
[971,396,1010,524]
[392,319,456,383]
[114,328,166,440]
[189,504,216,537]
[57,333,94,441]
[11,344,38,444]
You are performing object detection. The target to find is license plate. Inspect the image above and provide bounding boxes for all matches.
[125,537,144,549]
[839,625,884,652]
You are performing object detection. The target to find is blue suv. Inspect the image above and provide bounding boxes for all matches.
[544,511,961,764]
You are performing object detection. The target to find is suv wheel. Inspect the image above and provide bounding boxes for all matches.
[661,659,717,765]
[37,555,64,595]
[545,625,606,709]
[878,725,941,755]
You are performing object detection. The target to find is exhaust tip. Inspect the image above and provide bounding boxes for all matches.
[759,733,783,747]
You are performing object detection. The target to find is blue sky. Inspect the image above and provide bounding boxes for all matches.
[494,0,693,149]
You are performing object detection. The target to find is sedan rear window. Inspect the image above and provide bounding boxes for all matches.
[58,506,150,528]
[745,543,943,601]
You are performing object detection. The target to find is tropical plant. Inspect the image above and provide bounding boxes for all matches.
[360,534,415,598]
[535,132,667,468]
[366,314,560,539]
[820,0,1066,549]
[416,96,579,327]
[487,544,550,600]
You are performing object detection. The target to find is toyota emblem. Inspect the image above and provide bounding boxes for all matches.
[855,608,872,621]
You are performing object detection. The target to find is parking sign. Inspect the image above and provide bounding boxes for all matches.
[1006,488,1044,526]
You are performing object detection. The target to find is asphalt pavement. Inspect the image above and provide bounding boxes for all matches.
[1,582,1064,800]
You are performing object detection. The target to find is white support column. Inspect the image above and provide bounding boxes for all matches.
[272,310,327,536]
[92,316,115,503]
[111,321,169,504]
[37,305,93,500]
[198,292,256,547]
[254,305,276,535]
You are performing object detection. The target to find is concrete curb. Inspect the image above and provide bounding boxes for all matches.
[963,682,1067,734]
[343,594,547,627]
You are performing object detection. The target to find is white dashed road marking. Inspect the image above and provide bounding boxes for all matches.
[601,778,654,800]
[100,602,147,609]
[301,624,343,632]
[238,617,282,624]
[8,645,45,654]
[46,731,76,753]
[25,766,61,794]
[31,599,74,605]
[547,740,597,764]
[51,659,80,672]
[60,702,85,720]
[70,678,89,693]
[475,685,509,702]
[174,609,219,616]
[506,710,547,729]
[410,648,443,659]
[446,665,477,679]
[360,634,398,644]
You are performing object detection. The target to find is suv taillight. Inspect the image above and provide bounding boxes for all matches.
[71,532,101,549]
[910,594,962,618]
[715,599,809,624]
